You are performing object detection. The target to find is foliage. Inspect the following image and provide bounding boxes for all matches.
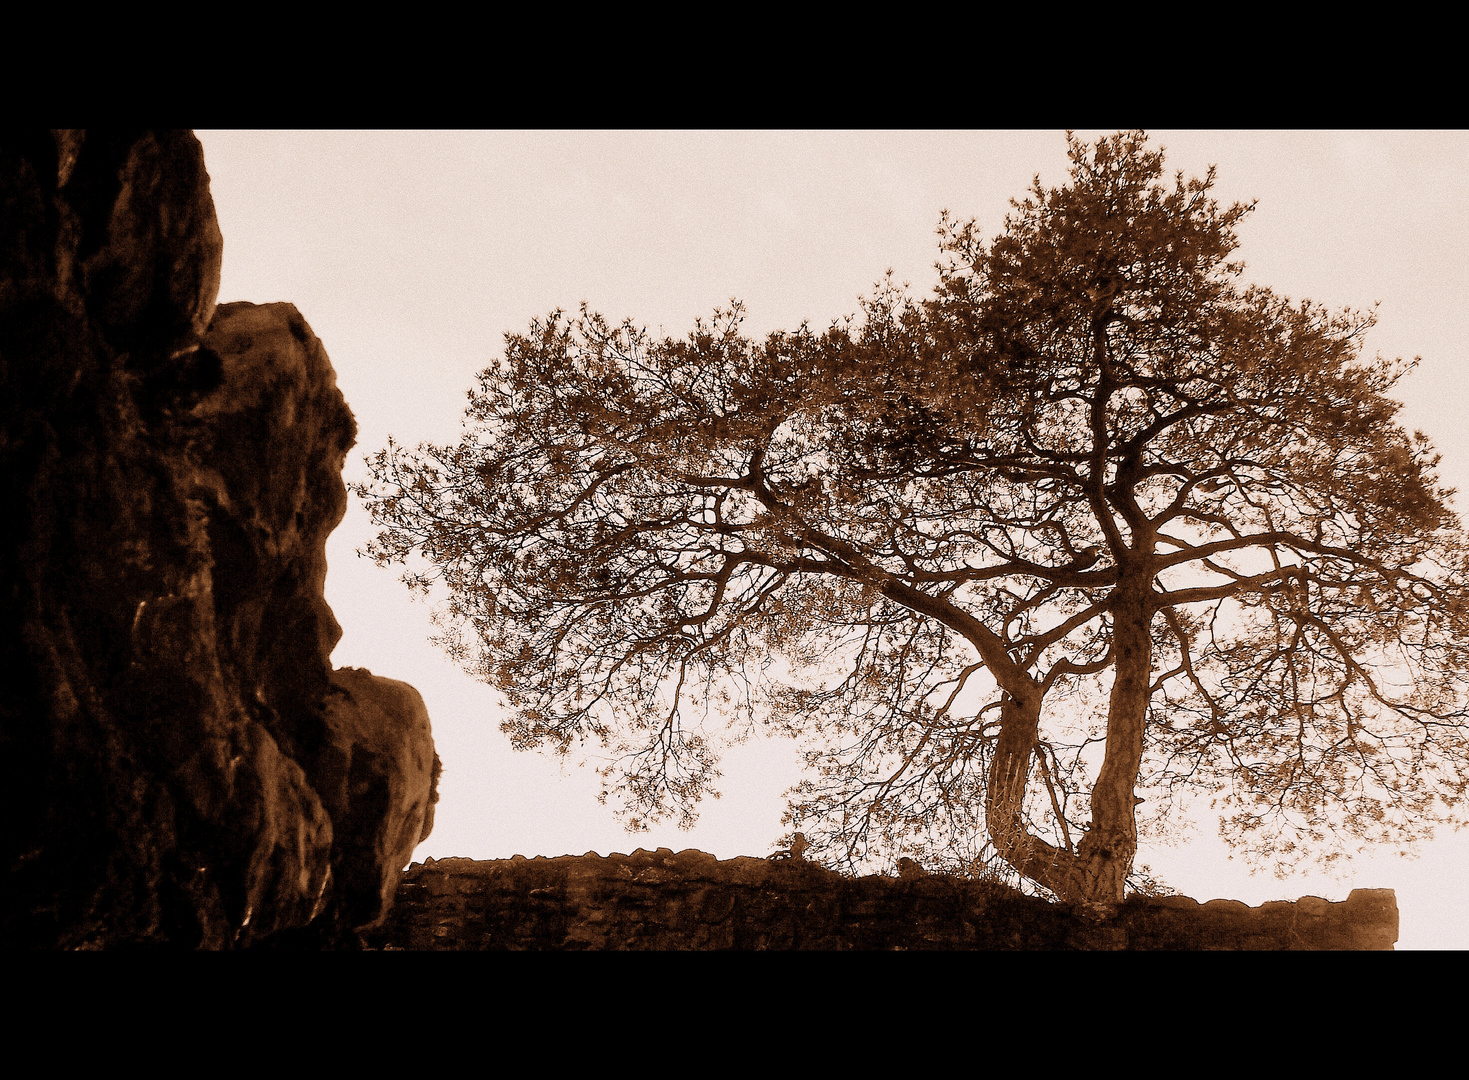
[358,132,1469,907]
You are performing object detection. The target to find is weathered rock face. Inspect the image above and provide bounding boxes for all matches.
[317,667,439,932]
[1,130,436,948]
[368,851,1398,951]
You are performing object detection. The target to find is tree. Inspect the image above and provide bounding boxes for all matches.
[358,132,1469,913]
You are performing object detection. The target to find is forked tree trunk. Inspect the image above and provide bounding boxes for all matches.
[984,589,1154,916]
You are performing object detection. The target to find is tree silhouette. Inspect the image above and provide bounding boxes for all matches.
[358,132,1469,912]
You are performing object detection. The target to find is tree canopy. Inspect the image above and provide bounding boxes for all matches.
[358,132,1469,911]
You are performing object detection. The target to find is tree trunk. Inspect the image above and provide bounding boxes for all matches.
[984,692,1083,902]
[1079,585,1152,912]
[984,586,1154,916]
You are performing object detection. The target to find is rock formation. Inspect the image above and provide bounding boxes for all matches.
[1,130,437,948]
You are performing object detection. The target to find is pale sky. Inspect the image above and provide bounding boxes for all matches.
[195,130,1469,948]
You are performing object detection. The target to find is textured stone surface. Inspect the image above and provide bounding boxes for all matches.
[0,130,436,948]
[366,850,1398,951]
[315,667,439,931]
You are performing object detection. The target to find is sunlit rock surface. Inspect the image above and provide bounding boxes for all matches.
[367,850,1397,950]
[0,130,436,948]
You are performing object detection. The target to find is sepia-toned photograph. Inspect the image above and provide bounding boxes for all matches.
[3,129,1465,948]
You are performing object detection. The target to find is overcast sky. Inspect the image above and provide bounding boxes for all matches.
[195,130,1469,948]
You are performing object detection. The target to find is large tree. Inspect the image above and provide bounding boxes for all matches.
[359,132,1469,912]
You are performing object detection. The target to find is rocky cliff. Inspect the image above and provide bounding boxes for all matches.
[0,130,437,948]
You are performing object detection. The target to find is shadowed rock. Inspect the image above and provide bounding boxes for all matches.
[1,129,436,948]
[315,667,439,931]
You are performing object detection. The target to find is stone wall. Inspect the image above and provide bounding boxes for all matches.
[365,849,1398,950]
